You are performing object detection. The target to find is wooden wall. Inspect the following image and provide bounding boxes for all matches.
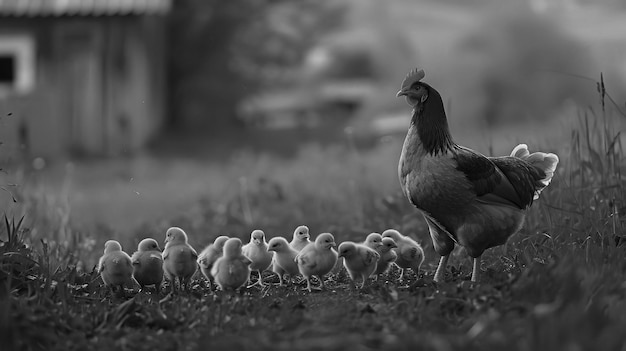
[0,15,167,161]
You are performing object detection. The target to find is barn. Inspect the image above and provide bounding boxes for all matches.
[0,0,171,159]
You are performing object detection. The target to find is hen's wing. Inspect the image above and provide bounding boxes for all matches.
[454,146,538,209]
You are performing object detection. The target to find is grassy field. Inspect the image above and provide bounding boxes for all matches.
[2,83,626,351]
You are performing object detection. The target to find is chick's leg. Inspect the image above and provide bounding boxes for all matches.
[247,270,264,288]
[433,255,450,283]
[277,273,284,286]
[318,275,326,290]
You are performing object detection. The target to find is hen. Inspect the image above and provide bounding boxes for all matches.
[396,68,559,282]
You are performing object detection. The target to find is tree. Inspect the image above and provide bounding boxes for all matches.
[168,0,346,131]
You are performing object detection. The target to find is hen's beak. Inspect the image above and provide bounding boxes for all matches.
[396,88,409,97]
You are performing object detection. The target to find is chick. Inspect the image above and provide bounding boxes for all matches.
[363,232,384,250]
[289,225,311,252]
[211,238,252,292]
[382,229,425,282]
[197,235,229,290]
[295,232,338,292]
[98,240,137,297]
[267,237,300,286]
[162,227,198,293]
[131,238,164,293]
[242,230,273,287]
[337,241,380,289]
[373,237,398,279]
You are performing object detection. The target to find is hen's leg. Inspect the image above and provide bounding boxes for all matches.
[471,257,481,282]
[425,216,455,283]
[433,255,450,283]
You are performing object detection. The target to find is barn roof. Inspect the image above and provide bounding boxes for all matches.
[0,0,171,17]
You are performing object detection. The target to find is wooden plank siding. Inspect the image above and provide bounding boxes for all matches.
[0,15,167,160]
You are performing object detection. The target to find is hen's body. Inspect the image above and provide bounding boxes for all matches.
[397,68,559,282]
[400,129,531,257]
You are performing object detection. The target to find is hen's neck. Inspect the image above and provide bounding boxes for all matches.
[411,92,455,155]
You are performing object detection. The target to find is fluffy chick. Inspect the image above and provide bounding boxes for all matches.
[373,237,398,279]
[363,232,384,250]
[242,230,273,287]
[382,229,425,282]
[162,227,198,293]
[295,232,338,292]
[289,225,311,252]
[131,238,164,293]
[197,235,229,290]
[267,237,300,286]
[338,241,380,289]
[98,240,136,296]
[211,238,252,291]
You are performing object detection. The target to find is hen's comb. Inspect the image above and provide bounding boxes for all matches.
[400,68,425,90]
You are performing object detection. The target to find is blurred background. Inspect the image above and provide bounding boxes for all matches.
[0,0,625,261]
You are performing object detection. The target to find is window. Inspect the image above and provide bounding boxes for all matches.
[0,55,16,83]
[0,34,35,96]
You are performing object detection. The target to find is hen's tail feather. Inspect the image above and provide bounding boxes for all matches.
[511,144,559,199]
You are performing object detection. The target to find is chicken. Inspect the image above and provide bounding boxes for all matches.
[197,235,229,290]
[362,233,384,250]
[211,238,252,292]
[162,227,198,293]
[131,238,164,293]
[241,230,273,287]
[98,240,137,297]
[267,237,300,286]
[289,225,311,252]
[337,241,380,289]
[381,229,424,282]
[295,232,338,292]
[396,68,559,282]
[373,237,398,279]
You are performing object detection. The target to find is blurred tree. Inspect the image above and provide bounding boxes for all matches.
[458,6,598,126]
[168,0,346,132]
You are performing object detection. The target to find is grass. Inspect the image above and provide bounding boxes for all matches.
[2,79,626,351]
